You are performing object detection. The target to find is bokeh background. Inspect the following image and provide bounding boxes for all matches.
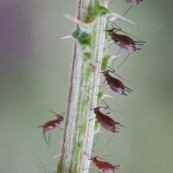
[0,0,173,173]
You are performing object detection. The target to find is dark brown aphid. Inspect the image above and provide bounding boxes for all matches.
[106,28,144,52]
[102,70,132,96]
[91,97,124,134]
[93,107,122,133]
[38,108,64,144]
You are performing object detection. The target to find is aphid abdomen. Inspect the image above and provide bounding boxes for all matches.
[96,111,116,133]
[106,75,125,95]
[43,116,63,133]
[116,34,137,52]
[100,168,115,173]
[126,0,142,5]
[93,158,115,173]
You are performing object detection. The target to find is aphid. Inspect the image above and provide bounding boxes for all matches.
[102,70,132,96]
[91,96,124,134]
[105,27,144,52]
[93,106,121,133]
[85,153,120,173]
[38,108,64,144]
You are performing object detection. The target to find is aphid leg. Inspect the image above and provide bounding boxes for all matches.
[106,133,115,146]
[106,112,111,114]
[96,93,109,109]
[122,4,134,17]
[43,131,48,144]
[47,133,51,146]
[118,53,131,68]
[89,80,106,90]
[123,93,128,96]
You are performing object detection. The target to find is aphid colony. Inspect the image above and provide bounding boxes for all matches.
[38,1,144,173]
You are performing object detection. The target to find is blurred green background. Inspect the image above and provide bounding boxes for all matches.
[0,0,173,173]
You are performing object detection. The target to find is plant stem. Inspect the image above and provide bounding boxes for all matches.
[57,0,109,172]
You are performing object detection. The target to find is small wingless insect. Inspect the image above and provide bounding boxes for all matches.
[105,28,145,52]
[85,153,121,173]
[91,95,124,132]
[38,108,64,144]
[102,70,132,96]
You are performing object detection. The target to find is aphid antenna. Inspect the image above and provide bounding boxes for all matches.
[106,108,127,115]
[106,18,121,31]
[96,93,109,110]
[117,52,131,69]
[106,18,144,42]
[91,149,106,161]
[106,133,115,147]
[122,4,134,17]
[96,59,133,84]
[88,81,107,90]
[43,107,66,118]
[92,133,100,148]
[86,94,96,110]
[36,153,47,173]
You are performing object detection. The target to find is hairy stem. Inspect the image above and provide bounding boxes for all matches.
[57,0,109,172]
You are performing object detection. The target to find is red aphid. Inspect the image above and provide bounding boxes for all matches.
[125,0,143,5]
[106,28,144,52]
[90,156,119,173]
[42,115,64,133]
[102,70,132,96]
[38,109,64,143]
[93,107,123,133]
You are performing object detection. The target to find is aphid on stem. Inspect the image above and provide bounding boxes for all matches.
[105,27,145,52]
[89,59,133,95]
[84,152,121,173]
[38,108,65,144]
[105,18,145,51]
[101,69,132,96]
[97,60,133,95]
[86,94,124,146]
